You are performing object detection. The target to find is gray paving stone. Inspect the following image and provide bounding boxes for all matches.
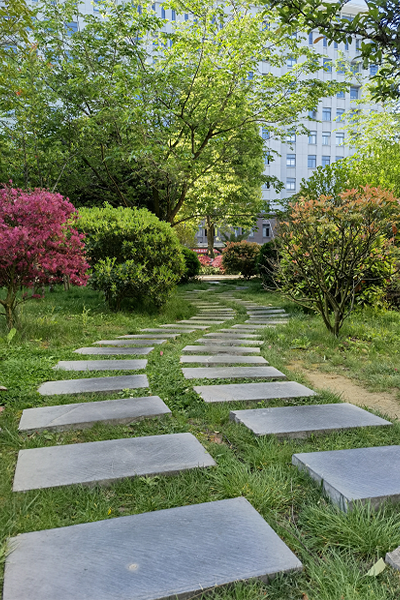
[93,339,167,346]
[141,328,196,334]
[231,403,392,438]
[292,445,400,511]
[231,324,271,330]
[191,317,232,321]
[13,432,215,492]
[181,320,225,325]
[204,332,261,339]
[247,313,289,318]
[194,381,316,403]
[194,338,263,346]
[247,308,286,313]
[118,334,179,339]
[182,345,260,354]
[38,374,149,396]
[74,347,154,355]
[182,367,286,380]
[19,396,171,433]
[180,355,268,365]
[246,320,288,325]
[385,546,400,571]
[54,360,147,372]
[160,323,209,330]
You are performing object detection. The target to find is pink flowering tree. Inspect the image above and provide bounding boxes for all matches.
[0,186,89,329]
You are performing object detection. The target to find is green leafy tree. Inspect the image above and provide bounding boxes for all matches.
[275,186,400,336]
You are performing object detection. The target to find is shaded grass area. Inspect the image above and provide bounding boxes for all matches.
[1,281,400,598]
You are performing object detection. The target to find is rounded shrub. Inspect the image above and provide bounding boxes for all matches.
[180,247,201,283]
[222,241,261,279]
[78,204,184,309]
[257,240,280,288]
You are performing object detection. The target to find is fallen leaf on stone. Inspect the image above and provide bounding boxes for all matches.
[366,558,386,577]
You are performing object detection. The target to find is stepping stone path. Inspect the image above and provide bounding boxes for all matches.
[75,346,154,355]
[180,355,268,365]
[93,339,168,346]
[194,381,316,403]
[231,403,391,438]
[19,396,171,433]
[182,366,286,380]
[292,445,400,511]
[54,360,147,371]
[38,374,149,396]
[182,345,261,355]
[118,333,180,339]
[194,337,263,346]
[13,433,216,492]
[4,498,301,600]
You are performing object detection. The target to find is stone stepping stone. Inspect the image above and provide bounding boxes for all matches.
[160,323,209,330]
[246,320,287,325]
[180,355,268,366]
[247,313,289,318]
[194,381,316,403]
[231,403,392,438]
[182,345,260,355]
[0,495,299,600]
[38,374,149,396]
[93,339,167,346]
[204,332,261,339]
[231,325,270,330]
[386,547,400,571]
[13,432,215,492]
[118,334,179,339]
[182,367,286,380]
[194,338,263,346]
[142,328,196,334]
[247,308,286,313]
[74,347,153,356]
[54,360,147,372]
[181,320,225,325]
[191,317,232,321]
[19,396,171,433]
[292,445,400,512]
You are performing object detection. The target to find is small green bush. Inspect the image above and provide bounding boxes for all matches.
[257,240,280,288]
[78,205,184,309]
[180,247,201,283]
[222,241,260,279]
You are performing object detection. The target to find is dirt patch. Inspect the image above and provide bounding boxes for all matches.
[288,362,400,420]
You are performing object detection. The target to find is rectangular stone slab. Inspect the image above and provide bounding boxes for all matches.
[141,328,196,334]
[93,339,167,346]
[118,334,179,339]
[160,323,209,330]
[182,367,286,380]
[179,320,224,325]
[231,403,392,438]
[292,445,400,511]
[194,381,316,403]
[54,360,147,372]
[182,345,260,355]
[19,396,171,433]
[74,347,154,356]
[38,374,149,396]
[231,324,271,330]
[247,309,286,313]
[204,332,261,339]
[13,432,215,492]
[246,320,288,325]
[3,496,301,600]
[195,338,263,346]
[180,355,268,365]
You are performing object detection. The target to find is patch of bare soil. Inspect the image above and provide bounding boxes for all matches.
[288,362,400,420]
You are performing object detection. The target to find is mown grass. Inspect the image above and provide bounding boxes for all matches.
[1,280,400,599]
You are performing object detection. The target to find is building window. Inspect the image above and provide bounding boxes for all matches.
[323,36,327,47]
[337,61,345,74]
[335,156,343,162]
[308,131,317,144]
[184,13,189,20]
[248,229,255,238]
[322,107,331,121]
[262,127,270,139]
[286,178,296,191]
[334,41,338,49]
[93,0,99,11]
[322,132,331,145]
[351,61,360,74]
[65,22,78,36]
[356,39,361,50]
[286,131,296,144]
[308,109,317,119]
[370,64,378,76]
[287,154,296,167]
[308,155,317,168]
[171,9,176,19]
[336,132,345,145]
[308,31,313,44]
[262,181,270,190]
[323,58,332,72]
[248,72,253,80]
[322,155,331,167]
[350,86,359,100]
[337,90,345,99]
[263,224,271,237]
[161,6,166,18]
[336,108,345,121]
[287,56,297,68]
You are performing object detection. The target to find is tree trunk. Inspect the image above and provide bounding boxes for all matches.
[206,215,215,258]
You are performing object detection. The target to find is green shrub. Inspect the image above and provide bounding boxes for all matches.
[222,241,260,279]
[180,247,201,283]
[257,240,280,288]
[78,205,184,309]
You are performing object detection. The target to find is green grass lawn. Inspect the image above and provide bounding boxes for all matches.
[1,281,400,599]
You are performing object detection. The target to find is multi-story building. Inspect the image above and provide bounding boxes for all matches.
[32,0,375,249]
